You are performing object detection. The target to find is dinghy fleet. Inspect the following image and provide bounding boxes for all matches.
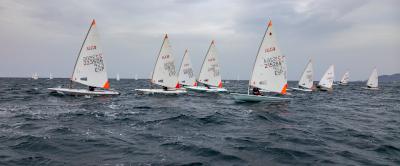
[46,19,380,102]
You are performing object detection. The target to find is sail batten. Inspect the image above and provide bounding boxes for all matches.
[198,41,222,87]
[249,20,288,94]
[71,19,109,89]
[151,34,178,88]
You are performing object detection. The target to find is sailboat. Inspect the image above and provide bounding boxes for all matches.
[49,73,53,80]
[185,40,228,93]
[116,73,120,81]
[363,68,379,90]
[291,59,314,92]
[48,19,119,96]
[134,74,138,80]
[339,71,349,85]
[135,34,186,94]
[177,49,197,88]
[317,65,334,91]
[231,20,290,102]
[32,73,39,80]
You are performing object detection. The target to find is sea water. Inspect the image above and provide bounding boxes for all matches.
[0,78,399,165]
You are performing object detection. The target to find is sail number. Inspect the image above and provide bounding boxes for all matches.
[86,45,97,50]
[162,54,170,59]
[208,64,220,77]
[83,54,105,72]
[264,55,285,76]
[164,62,176,76]
[183,68,194,78]
[265,47,275,53]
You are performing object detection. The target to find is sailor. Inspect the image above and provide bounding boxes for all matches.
[163,86,168,91]
[89,86,95,91]
[252,87,261,96]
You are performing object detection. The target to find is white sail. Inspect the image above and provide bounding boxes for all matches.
[198,41,222,88]
[318,65,335,89]
[367,68,378,88]
[49,73,53,80]
[116,73,120,81]
[249,20,288,94]
[178,49,196,86]
[32,73,39,80]
[298,59,313,89]
[340,71,349,84]
[71,20,110,89]
[151,34,178,88]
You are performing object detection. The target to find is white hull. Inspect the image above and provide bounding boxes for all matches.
[339,82,348,86]
[48,88,120,96]
[291,87,313,92]
[135,89,187,95]
[231,93,291,102]
[317,86,332,91]
[362,87,379,90]
[185,86,228,93]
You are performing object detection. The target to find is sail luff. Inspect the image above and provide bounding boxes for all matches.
[71,19,95,85]
[248,23,269,90]
[178,49,187,80]
[151,34,168,84]
[198,41,213,86]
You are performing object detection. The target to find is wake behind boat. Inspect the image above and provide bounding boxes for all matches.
[48,20,119,96]
[135,34,186,95]
[186,40,228,93]
[231,20,290,103]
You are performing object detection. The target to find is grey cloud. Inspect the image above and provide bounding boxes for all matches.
[0,0,398,80]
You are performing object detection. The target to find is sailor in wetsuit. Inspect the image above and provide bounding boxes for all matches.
[163,86,168,91]
[89,86,95,91]
[252,87,262,96]
[205,84,210,89]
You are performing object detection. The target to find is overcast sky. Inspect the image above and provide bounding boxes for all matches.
[0,0,399,80]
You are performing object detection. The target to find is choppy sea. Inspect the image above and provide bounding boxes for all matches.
[0,78,399,166]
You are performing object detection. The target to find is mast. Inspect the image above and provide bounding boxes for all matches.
[150,34,168,87]
[69,19,96,88]
[198,40,214,87]
[248,20,271,94]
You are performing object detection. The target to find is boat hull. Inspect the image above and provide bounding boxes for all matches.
[48,88,120,96]
[317,85,332,91]
[291,87,313,92]
[135,89,187,95]
[231,93,291,103]
[362,87,379,90]
[185,86,228,93]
